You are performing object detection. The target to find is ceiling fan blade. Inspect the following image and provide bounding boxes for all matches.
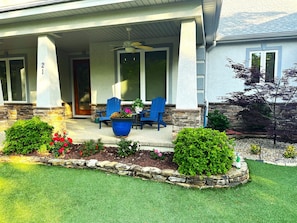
[111,46,125,51]
[131,41,142,47]
[134,45,153,50]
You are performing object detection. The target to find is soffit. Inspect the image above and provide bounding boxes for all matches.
[0,0,221,52]
[0,0,190,24]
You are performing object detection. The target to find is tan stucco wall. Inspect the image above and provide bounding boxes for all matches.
[89,36,179,104]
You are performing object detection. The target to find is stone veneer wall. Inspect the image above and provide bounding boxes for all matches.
[9,155,249,189]
[208,103,297,132]
[91,104,203,139]
[208,103,243,130]
[0,106,8,131]
[172,108,202,139]
[33,107,66,133]
[5,103,34,120]
[91,104,176,125]
[0,104,68,132]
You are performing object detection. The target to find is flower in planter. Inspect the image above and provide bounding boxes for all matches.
[110,107,133,118]
[150,149,165,160]
[49,131,73,157]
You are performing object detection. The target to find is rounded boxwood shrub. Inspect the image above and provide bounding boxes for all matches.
[207,110,230,132]
[3,116,53,155]
[173,128,235,176]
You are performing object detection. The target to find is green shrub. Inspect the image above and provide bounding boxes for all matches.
[3,116,53,155]
[79,139,104,157]
[283,145,296,158]
[250,144,261,155]
[117,139,140,157]
[173,128,235,176]
[207,110,230,132]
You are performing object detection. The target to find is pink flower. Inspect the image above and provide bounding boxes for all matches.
[124,107,132,114]
[154,149,159,153]
[158,152,162,157]
[64,143,68,147]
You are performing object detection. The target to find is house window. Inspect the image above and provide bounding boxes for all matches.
[0,57,27,102]
[118,48,168,102]
[249,51,277,83]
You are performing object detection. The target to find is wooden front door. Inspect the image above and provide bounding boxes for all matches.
[73,59,91,115]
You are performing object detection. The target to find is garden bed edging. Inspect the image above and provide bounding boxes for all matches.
[1,155,249,189]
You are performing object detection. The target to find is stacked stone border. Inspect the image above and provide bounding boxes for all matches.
[0,155,249,189]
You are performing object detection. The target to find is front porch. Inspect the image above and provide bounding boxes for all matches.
[66,118,174,152]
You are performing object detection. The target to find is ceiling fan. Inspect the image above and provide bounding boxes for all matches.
[112,27,153,53]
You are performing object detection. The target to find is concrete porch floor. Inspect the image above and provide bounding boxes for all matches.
[66,118,174,152]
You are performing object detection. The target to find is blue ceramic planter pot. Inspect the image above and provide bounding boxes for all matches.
[111,118,133,137]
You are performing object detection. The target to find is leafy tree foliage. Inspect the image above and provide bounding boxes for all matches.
[224,59,297,143]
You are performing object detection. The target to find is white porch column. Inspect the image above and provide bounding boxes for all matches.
[36,35,62,107]
[176,20,197,109]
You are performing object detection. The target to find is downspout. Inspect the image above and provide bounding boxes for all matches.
[206,40,216,52]
[203,40,216,127]
[203,99,209,127]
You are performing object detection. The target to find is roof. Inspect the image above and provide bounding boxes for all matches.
[216,0,297,43]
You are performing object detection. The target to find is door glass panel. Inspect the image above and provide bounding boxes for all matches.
[73,59,91,115]
[0,61,8,100]
[145,51,166,100]
[10,60,26,101]
[120,53,140,101]
[265,52,275,83]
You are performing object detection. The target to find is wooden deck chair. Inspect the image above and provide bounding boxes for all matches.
[140,97,166,131]
[96,97,121,129]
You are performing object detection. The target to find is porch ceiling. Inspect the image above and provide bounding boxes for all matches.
[0,21,183,53]
[0,0,220,53]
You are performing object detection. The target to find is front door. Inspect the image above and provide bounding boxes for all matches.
[73,59,91,116]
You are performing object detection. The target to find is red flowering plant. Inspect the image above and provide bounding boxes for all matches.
[49,131,73,157]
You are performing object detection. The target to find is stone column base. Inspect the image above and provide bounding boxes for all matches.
[33,107,66,133]
[172,108,202,140]
[0,106,8,131]
[90,104,98,122]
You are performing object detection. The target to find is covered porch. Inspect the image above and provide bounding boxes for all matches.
[66,118,174,152]
[0,0,222,135]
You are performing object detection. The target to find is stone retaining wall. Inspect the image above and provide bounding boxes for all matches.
[12,155,249,189]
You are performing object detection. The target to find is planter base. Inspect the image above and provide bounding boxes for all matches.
[111,118,133,137]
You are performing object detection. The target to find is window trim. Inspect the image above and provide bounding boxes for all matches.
[0,56,28,103]
[246,44,282,82]
[116,47,169,103]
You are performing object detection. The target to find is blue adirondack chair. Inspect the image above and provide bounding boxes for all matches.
[96,97,121,129]
[140,97,166,131]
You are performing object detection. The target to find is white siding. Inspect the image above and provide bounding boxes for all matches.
[206,40,297,103]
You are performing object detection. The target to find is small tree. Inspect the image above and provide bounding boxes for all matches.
[224,59,297,144]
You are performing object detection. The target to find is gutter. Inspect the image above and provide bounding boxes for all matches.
[206,40,216,52]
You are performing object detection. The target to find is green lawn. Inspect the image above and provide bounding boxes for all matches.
[0,160,296,223]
